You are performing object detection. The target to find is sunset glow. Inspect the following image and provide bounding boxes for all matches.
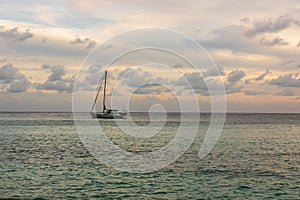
[0,0,299,112]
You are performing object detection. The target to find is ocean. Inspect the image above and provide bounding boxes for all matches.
[1,112,299,199]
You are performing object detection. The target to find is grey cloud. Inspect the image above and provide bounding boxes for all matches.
[37,80,71,92]
[255,69,270,81]
[0,27,33,43]
[244,15,294,37]
[176,72,239,96]
[281,59,296,65]
[244,70,270,84]
[70,35,97,49]
[84,65,102,86]
[227,70,245,83]
[70,36,87,44]
[0,57,8,62]
[269,74,300,88]
[48,65,66,81]
[86,40,97,49]
[118,68,131,79]
[240,17,250,24]
[121,69,152,88]
[203,65,225,77]
[41,64,66,81]
[41,64,51,69]
[37,64,73,93]
[200,25,255,53]
[177,72,209,91]
[244,79,252,84]
[297,41,300,47]
[0,33,88,58]
[88,64,101,74]
[244,90,267,96]
[259,37,288,46]
[7,76,30,93]
[297,63,300,68]
[274,89,296,96]
[172,63,183,68]
[81,67,173,94]
[133,83,170,95]
[200,18,295,57]
[224,83,243,94]
[0,63,31,93]
[176,72,208,90]
[0,63,18,83]
[195,83,242,96]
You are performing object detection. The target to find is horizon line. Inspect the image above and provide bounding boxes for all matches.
[0,111,299,114]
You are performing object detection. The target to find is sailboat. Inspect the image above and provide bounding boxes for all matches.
[90,71,127,119]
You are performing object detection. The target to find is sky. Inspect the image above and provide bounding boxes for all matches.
[0,0,299,112]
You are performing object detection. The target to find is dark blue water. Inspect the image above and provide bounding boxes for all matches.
[1,113,299,199]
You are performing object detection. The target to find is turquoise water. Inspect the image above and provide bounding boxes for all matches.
[1,113,300,199]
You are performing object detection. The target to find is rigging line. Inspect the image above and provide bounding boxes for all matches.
[90,73,104,113]
[102,71,107,112]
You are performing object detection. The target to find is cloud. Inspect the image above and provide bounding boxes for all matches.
[133,83,170,95]
[0,63,18,83]
[224,83,243,95]
[194,83,242,96]
[200,25,255,53]
[244,69,270,84]
[281,59,297,65]
[244,90,267,96]
[70,35,97,49]
[269,74,300,88]
[0,57,8,62]
[297,41,300,47]
[244,15,294,37]
[48,65,66,81]
[199,14,298,61]
[82,64,103,87]
[297,63,300,68]
[255,69,270,81]
[175,72,240,96]
[176,72,208,90]
[0,27,33,43]
[37,64,73,93]
[7,77,30,93]
[41,64,51,69]
[240,17,250,24]
[259,37,289,46]
[37,80,71,92]
[172,63,183,68]
[0,63,31,93]
[203,65,225,77]
[121,69,152,88]
[227,70,245,83]
[244,79,252,84]
[88,64,101,74]
[274,89,296,96]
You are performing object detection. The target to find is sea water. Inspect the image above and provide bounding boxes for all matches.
[1,113,299,199]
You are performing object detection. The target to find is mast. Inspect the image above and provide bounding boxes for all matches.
[90,73,104,113]
[102,71,107,112]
